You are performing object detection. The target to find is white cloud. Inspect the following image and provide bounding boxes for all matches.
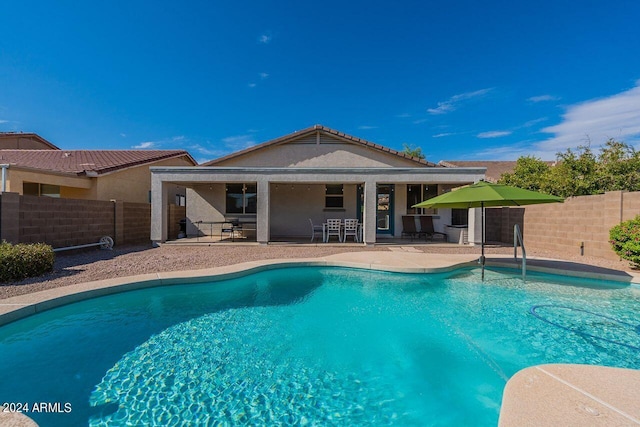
[189,143,227,158]
[537,80,640,153]
[259,72,269,79]
[248,83,257,88]
[528,94,560,103]
[413,118,428,124]
[427,88,493,115]
[0,120,8,124]
[396,113,411,118]
[172,135,185,141]
[477,130,512,139]
[188,135,256,163]
[522,117,548,128]
[258,33,272,44]
[133,141,155,149]
[357,125,377,130]
[470,142,542,160]
[432,132,454,138]
[119,133,127,138]
[222,135,256,150]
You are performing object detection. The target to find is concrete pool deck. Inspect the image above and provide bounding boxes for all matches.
[1,251,639,426]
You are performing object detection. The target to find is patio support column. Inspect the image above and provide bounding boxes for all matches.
[362,180,377,244]
[468,207,482,246]
[150,173,168,245]
[256,179,270,243]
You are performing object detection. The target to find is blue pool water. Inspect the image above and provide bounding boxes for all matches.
[0,267,639,426]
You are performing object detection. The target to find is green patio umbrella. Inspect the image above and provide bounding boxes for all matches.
[413,181,563,279]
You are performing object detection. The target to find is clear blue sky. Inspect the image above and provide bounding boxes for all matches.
[2,1,639,163]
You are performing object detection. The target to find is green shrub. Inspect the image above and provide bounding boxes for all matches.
[0,241,55,283]
[609,216,640,268]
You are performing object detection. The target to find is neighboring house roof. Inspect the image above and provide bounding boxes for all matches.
[202,124,438,167]
[0,132,60,150]
[439,161,517,182]
[0,150,197,176]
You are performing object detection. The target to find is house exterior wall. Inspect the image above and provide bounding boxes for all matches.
[269,184,359,238]
[96,157,193,203]
[7,169,93,195]
[393,184,458,237]
[185,184,227,236]
[5,156,192,203]
[151,167,485,243]
[213,134,423,168]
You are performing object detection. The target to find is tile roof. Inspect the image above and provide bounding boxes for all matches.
[203,124,438,167]
[439,160,556,182]
[0,150,197,176]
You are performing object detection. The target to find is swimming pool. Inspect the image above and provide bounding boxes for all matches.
[0,266,638,426]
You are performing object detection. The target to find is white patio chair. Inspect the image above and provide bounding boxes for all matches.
[325,218,342,242]
[343,218,359,242]
[309,218,324,242]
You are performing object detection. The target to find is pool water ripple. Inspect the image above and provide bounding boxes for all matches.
[0,267,638,426]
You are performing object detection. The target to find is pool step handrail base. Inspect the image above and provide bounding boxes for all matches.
[514,224,526,280]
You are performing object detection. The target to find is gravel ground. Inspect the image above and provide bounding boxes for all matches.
[0,243,632,300]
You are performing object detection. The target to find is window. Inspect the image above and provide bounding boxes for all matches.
[451,208,469,226]
[406,184,437,214]
[23,182,39,196]
[175,194,186,207]
[325,184,344,208]
[23,182,60,198]
[226,183,257,214]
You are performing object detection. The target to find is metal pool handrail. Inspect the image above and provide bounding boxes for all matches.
[514,224,526,280]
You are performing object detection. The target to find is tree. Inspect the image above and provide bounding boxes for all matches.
[596,139,640,192]
[498,156,551,192]
[546,145,599,197]
[402,143,425,160]
[498,140,640,198]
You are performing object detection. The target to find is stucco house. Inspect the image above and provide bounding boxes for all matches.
[150,125,486,244]
[0,133,197,204]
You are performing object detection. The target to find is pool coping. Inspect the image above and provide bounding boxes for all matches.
[499,364,640,426]
[1,251,639,426]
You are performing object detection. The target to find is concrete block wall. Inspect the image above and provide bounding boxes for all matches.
[0,192,20,243]
[18,195,114,248]
[122,203,151,244]
[0,193,163,248]
[484,208,502,242]
[485,191,640,261]
[168,205,186,240]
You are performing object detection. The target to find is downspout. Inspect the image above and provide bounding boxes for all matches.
[0,164,9,192]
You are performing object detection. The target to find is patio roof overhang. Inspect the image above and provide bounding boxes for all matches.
[150,166,487,244]
[150,166,487,185]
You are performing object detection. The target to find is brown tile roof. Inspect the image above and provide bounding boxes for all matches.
[203,124,438,167]
[0,150,197,176]
[439,160,556,182]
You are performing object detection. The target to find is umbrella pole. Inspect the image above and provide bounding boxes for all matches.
[481,201,485,281]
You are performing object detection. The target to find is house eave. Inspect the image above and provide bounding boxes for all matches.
[150,166,486,175]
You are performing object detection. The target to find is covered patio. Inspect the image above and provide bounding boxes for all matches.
[150,166,485,245]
